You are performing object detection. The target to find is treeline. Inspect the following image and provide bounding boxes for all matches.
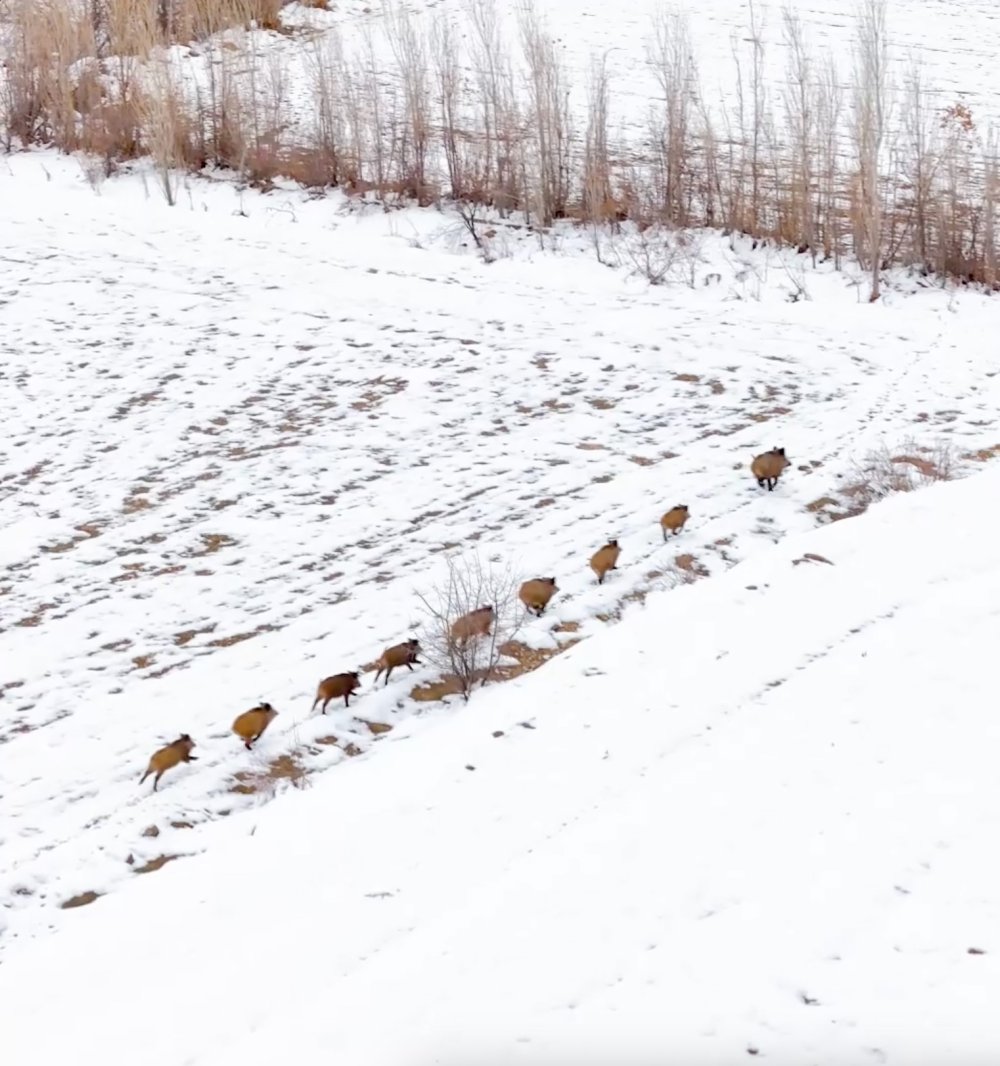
[2,0,997,291]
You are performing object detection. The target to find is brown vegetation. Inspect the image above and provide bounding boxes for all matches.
[2,0,998,284]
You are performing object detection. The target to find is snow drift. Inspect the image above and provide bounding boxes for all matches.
[3,461,1000,1065]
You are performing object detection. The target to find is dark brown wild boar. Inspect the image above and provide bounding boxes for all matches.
[231,702,279,751]
[374,638,422,686]
[519,577,559,617]
[751,446,791,492]
[450,605,494,645]
[589,539,621,585]
[139,734,197,792]
[312,671,362,714]
[659,505,690,540]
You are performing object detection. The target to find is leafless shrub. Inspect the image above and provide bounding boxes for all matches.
[581,51,619,228]
[779,6,816,253]
[647,6,700,226]
[842,438,961,513]
[415,553,522,703]
[384,3,433,203]
[140,56,189,204]
[726,1,769,234]
[518,0,572,226]
[851,0,892,301]
[303,28,346,186]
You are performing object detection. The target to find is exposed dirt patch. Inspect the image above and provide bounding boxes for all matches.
[806,495,838,513]
[231,753,310,795]
[123,486,153,513]
[674,553,711,580]
[43,521,105,554]
[628,455,658,466]
[61,890,101,909]
[174,624,218,646]
[967,443,1000,462]
[357,719,394,735]
[112,389,162,421]
[15,602,59,627]
[409,634,581,704]
[207,623,278,648]
[410,676,465,702]
[792,552,835,566]
[587,397,616,410]
[133,854,180,875]
[348,375,408,412]
[186,532,237,557]
[576,442,607,451]
[674,373,701,383]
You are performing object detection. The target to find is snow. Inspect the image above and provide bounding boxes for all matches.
[4,150,1000,961]
[4,0,1000,1048]
[4,450,1000,1063]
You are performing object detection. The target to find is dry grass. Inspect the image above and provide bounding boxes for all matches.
[409,632,580,702]
[2,0,999,283]
[810,438,962,522]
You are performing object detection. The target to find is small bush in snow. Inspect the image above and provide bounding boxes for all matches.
[416,552,522,703]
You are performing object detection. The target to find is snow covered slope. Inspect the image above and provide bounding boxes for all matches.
[3,460,1000,1065]
[5,143,997,959]
[4,149,1000,959]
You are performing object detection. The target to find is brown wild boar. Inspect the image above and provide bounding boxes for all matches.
[450,605,495,645]
[231,702,279,751]
[139,734,197,792]
[659,505,690,540]
[374,638,422,686]
[519,577,559,617]
[312,671,362,714]
[590,539,621,585]
[751,446,791,492]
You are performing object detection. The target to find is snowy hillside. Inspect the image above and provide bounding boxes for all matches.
[4,459,1000,1065]
[4,149,1000,961]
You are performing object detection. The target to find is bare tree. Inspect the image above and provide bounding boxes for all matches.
[814,50,844,265]
[140,53,188,204]
[582,50,615,227]
[851,0,890,301]
[647,6,699,226]
[416,552,522,703]
[780,6,816,251]
[518,0,572,226]
[384,2,433,202]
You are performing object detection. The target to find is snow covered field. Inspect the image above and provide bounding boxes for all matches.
[4,448,1000,1065]
[2,0,1000,1058]
[3,146,1000,960]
